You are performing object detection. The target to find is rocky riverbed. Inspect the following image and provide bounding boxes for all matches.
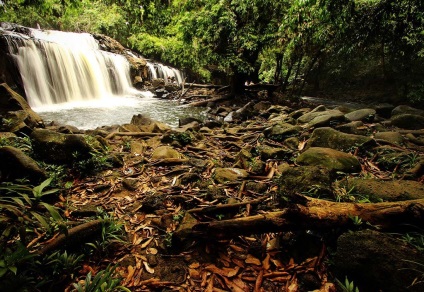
[1,82,423,291]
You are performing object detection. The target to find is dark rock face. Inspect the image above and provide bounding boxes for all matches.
[334,230,424,292]
[391,114,424,130]
[0,146,47,183]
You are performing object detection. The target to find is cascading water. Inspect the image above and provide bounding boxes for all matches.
[146,61,184,85]
[4,28,139,107]
[0,24,204,129]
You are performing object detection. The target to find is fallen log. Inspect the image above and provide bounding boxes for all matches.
[189,83,224,89]
[37,219,104,256]
[189,95,232,107]
[174,196,424,240]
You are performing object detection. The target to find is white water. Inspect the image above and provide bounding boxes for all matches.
[146,61,184,85]
[8,28,141,107]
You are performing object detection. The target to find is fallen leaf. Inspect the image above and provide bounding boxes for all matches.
[245,254,261,265]
[143,261,155,274]
[189,268,201,279]
[140,237,154,249]
[262,253,271,270]
[147,247,158,255]
[229,244,245,252]
[189,262,200,269]
[255,269,264,292]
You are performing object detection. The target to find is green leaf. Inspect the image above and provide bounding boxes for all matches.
[40,203,63,222]
[31,211,51,231]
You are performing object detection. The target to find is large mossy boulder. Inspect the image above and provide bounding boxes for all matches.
[297,108,344,124]
[307,127,374,151]
[213,167,248,184]
[374,131,404,145]
[334,230,424,292]
[296,147,361,173]
[278,166,333,199]
[338,178,424,201]
[391,105,424,117]
[0,146,46,183]
[31,129,96,164]
[391,114,424,130]
[0,83,43,132]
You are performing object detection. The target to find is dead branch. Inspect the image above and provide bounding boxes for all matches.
[187,197,268,214]
[37,219,104,256]
[189,95,232,107]
[106,132,162,139]
[175,196,424,240]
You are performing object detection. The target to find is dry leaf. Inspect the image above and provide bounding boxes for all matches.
[143,261,155,274]
[147,247,158,255]
[188,268,201,279]
[124,265,135,285]
[298,139,307,151]
[140,237,154,249]
[262,253,271,270]
[245,254,261,265]
[189,262,200,269]
[229,244,245,252]
[222,266,240,277]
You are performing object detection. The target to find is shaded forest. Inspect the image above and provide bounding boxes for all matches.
[1,0,424,104]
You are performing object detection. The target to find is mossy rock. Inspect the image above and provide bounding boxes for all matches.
[297,109,344,124]
[213,167,248,184]
[258,145,292,160]
[278,166,333,201]
[151,145,183,159]
[264,124,302,141]
[391,114,424,130]
[338,178,424,201]
[374,131,404,145]
[307,127,374,152]
[344,108,376,122]
[296,147,361,173]
[334,230,424,292]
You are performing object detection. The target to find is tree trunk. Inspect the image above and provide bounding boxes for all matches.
[175,196,424,240]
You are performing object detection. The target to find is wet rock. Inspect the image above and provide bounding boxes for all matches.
[122,178,138,191]
[31,129,96,164]
[0,83,43,131]
[0,146,47,183]
[278,166,333,199]
[179,117,203,127]
[307,127,374,151]
[57,125,82,134]
[151,145,183,160]
[289,108,310,119]
[151,78,165,88]
[296,147,361,173]
[338,178,424,201]
[334,230,424,292]
[213,167,248,184]
[258,145,292,160]
[307,112,346,128]
[133,76,143,89]
[130,114,171,133]
[344,108,376,122]
[391,114,424,130]
[335,121,367,135]
[374,131,404,145]
[297,109,344,124]
[391,105,424,117]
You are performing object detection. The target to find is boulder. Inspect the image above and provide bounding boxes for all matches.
[338,178,424,201]
[253,101,272,112]
[258,145,292,160]
[297,109,344,124]
[307,113,346,128]
[264,124,302,141]
[130,114,171,133]
[334,230,424,292]
[213,167,249,184]
[344,108,376,122]
[391,105,424,117]
[335,121,367,135]
[374,103,394,119]
[31,129,95,164]
[0,146,47,183]
[0,83,43,131]
[151,78,165,88]
[391,114,424,130]
[307,127,374,151]
[374,131,404,145]
[278,166,333,199]
[151,146,183,160]
[296,147,361,173]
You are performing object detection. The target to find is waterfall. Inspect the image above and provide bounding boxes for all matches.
[146,61,184,85]
[3,27,138,107]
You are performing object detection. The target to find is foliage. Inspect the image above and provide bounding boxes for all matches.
[72,264,130,292]
[336,276,360,292]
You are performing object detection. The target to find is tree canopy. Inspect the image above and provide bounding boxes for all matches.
[1,0,423,103]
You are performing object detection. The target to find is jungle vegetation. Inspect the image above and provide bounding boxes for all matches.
[1,0,423,103]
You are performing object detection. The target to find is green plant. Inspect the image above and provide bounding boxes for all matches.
[43,250,84,277]
[72,264,130,292]
[400,259,424,288]
[349,215,363,226]
[335,276,359,292]
[403,232,424,251]
[0,134,33,153]
[72,150,112,176]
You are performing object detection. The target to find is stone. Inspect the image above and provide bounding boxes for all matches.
[296,147,361,173]
[123,178,138,191]
[374,131,404,145]
[0,83,43,130]
[307,113,345,128]
[151,78,165,88]
[391,105,424,117]
[344,108,376,122]
[264,124,302,141]
[151,146,183,160]
[213,167,249,184]
[334,230,424,292]
[335,121,367,135]
[253,101,272,112]
[307,127,374,151]
[283,137,300,150]
[374,103,394,119]
[130,141,146,155]
[31,129,97,164]
[130,114,171,133]
[0,146,47,183]
[391,114,424,130]
[297,109,344,124]
[258,145,292,160]
[339,178,424,201]
[278,166,333,198]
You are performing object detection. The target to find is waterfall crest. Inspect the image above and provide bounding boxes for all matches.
[3,27,138,107]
